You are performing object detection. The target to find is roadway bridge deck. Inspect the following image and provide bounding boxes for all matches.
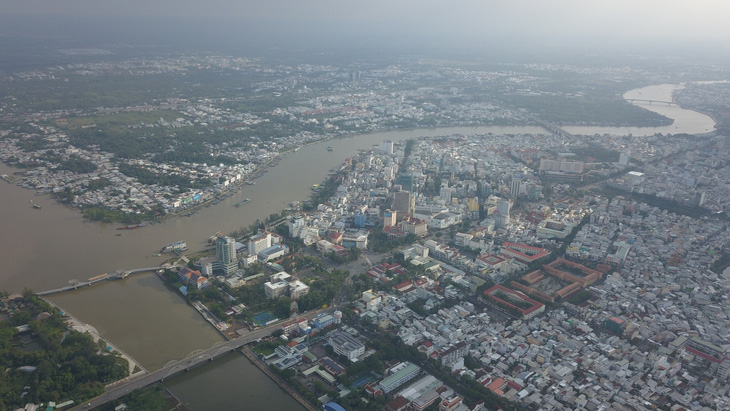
[71,310,328,410]
[627,98,676,106]
[36,267,163,296]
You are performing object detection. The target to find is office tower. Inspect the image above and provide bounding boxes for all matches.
[216,235,238,275]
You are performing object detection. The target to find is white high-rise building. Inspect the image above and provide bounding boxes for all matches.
[619,153,630,167]
[510,174,522,198]
[440,187,452,203]
[248,232,272,255]
[216,235,238,275]
[380,140,394,155]
[495,199,511,229]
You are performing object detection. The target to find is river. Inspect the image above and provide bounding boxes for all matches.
[0,125,545,410]
[0,84,717,409]
[563,83,717,136]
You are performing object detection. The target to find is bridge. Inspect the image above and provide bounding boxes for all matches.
[627,98,676,106]
[71,310,327,410]
[530,117,576,140]
[36,267,165,296]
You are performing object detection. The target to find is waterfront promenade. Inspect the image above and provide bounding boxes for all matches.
[242,347,318,411]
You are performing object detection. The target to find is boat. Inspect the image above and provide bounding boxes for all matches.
[161,241,187,253]
[327,146,334,151]
[30,200,41,209]
[126,225,138,229]
[117,226,127,230]
[294,147,300,152]
[234,198,251,207]
[137,223,148,228]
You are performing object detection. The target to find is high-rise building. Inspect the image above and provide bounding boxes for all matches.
[697,191,708,207]
[216,235,238,276]
[495,199,511,229]
[619,153,630,167]
[380,140,394,155]
[383,209,397,228]
[395,174,415,193]
[510,174,522,198]
[248,231,272,255]
[393,191,415,217]
[467,197,479,212]
[480,184,491,197]
[497,198,510,216]
[440,186,452,203]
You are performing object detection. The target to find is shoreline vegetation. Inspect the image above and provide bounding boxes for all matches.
[0,294,129,409]
[8,113,714,225]
[2,68,713,226]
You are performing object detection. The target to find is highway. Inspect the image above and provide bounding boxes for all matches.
[72,309,328,410]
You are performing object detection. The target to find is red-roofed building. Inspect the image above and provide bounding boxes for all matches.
[384,225,407,239]
[485,377,506,396]
[506,380,523,391]
[394,281,414,293]
[331,244,348,256]
[387,396,410,411]
[438,396,464,411]
[476,253,507,271]
[177,267,210,289]
[281,318,308,335]
[364,382,383,397]
[438,341,468,365]
[413,278,429,288]
[401,216,428,237]
[329,231,343,245]
[484,285,545,319]
[500,242,549,266]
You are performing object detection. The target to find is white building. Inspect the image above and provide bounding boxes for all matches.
[248,232,272,255]
[510,174,522,198]
[264,281,289,299]
[289,280,310,299]
[362,290,381,311]
[328,330,365,362]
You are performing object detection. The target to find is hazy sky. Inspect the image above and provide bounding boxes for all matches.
[3,0,730,53]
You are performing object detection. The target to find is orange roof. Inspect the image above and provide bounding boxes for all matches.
[486,377,506,396]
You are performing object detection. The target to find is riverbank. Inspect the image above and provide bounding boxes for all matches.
[41,297,147,378]
[241,347,319,411]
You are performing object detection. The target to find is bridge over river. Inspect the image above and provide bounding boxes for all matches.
[627,98,677,106]
[36,267,168,296]
[71,310,327,410]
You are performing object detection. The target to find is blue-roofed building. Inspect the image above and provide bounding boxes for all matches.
[313,313,335,330]
[323,402,346,411]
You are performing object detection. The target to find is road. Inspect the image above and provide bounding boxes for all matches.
[72,309,328,410]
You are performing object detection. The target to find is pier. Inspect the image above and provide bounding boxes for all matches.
[36,267,166,296]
